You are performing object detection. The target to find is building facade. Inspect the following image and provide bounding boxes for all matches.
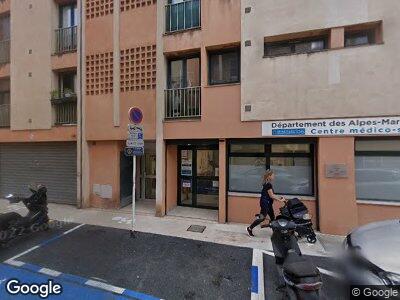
[1,0,399,235]
[0,0,79,205]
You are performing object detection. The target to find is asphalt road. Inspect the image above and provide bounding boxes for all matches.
[0,221,346,300]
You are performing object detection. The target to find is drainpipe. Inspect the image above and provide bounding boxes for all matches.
[77,0,83,208]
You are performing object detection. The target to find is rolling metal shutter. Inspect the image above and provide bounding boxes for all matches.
[0,142,77,205]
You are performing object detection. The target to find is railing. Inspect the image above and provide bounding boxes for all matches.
[165,0,200,33]
[55,26,77,54]
[0,40,10,64]
[165,86,201,119]
[0,103,10,127]
[51,93,77,125]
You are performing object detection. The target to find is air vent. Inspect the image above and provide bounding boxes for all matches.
[245,40,252,47]
[245,7,251,14]
[244,104,252,112]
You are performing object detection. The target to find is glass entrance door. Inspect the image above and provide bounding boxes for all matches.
[139,153,156,200]
[178,146,219,209]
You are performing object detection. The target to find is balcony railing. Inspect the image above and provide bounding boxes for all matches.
[55,26,77,54]
[51,92,77,125]
[0,103,10,127]
[0,39,10,64]
[165,86,201,119]
[165,0,200,33]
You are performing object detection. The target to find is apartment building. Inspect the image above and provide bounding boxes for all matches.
[0,0,78,205]
[1,0,399,235]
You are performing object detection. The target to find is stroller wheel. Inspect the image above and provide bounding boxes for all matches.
[307,234,317,244]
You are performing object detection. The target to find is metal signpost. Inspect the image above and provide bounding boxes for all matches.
[126,107,144,237]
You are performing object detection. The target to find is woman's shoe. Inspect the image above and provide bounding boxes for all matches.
[246,227,254,237]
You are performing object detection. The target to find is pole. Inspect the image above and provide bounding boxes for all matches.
[131,155,136,235]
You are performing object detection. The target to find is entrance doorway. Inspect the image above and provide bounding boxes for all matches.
[120,143,156,209]
[139,153,156,201]
[178,145,219,209]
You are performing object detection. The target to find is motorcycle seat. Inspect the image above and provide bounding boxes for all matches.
[283,252,319,278]
[0,212,23,230]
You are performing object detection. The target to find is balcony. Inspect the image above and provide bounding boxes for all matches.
[0,39,10,64]
[51,90,77,125]
[0,103,10,127]
[165,0,200,33]
[55,26,77,54]
[164,86,201,119]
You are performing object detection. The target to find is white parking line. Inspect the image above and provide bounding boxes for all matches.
[260,249,341,279]
[251,249,265,300]
[85,279,126,294]
[317,267,342,280]
[4,224,85,263]
[39,268,62,277]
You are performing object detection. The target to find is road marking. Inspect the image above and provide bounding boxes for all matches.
[0,263,160,300]
[260,249,342,279]
[317,267,342,279]
[85,279,125,294]
[251,249,265,300]
[39,267,62,277]
[4,223,85,262]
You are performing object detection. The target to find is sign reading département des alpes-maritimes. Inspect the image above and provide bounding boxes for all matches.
[262,116,400,137]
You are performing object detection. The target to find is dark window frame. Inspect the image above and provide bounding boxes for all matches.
[264,36,328,58]
[227,139,315,196]
[167,54,201,89]
[344,29,376,47]
[208,48,240,86]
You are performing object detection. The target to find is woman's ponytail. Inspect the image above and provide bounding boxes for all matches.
[263,169,274,182]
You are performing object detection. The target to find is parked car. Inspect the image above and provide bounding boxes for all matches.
[342,219,400,286]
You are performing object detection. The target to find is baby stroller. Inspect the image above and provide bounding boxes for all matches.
[280,198,317,244]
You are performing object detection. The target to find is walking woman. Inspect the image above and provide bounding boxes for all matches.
[247,170,286,237]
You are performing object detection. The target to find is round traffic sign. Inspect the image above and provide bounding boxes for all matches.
[129,107,143,124]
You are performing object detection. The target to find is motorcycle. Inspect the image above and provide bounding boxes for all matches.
[280,198,317,244]
[0,185,49,246]
[269,217,323,299]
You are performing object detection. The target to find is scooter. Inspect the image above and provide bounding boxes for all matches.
[269,217,322,299]
[0,185,49,247]
[280,198,317,244]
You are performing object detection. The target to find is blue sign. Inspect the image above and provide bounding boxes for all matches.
[131,147,144,156]
[272,128,306,136]
[129,107,143,124]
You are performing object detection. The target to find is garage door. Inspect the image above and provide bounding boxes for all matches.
[0,142,77,205]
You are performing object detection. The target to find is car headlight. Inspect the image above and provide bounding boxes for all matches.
[380,272,400,286]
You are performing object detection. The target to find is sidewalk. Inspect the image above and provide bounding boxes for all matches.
[0,201,344,256]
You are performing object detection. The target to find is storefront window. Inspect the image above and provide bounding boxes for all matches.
[228,142,314,195]
[229,157,266,193]
[270,157,313,195]
[355,139,400,202]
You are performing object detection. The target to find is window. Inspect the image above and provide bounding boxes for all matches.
[265,37,326,57]
[59,72,77,96]
[165,0,200,33]
[0,91,9,105]
[168,56,200,88]
[345,29,375,47]
[60,4,78,28]
[228,141,314,195]
[0,15,10,41]
[355,139,400,202]
[209,49,240,85]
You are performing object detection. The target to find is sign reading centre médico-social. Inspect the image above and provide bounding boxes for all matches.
[262,116,400,137]
[126,107,144,156]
